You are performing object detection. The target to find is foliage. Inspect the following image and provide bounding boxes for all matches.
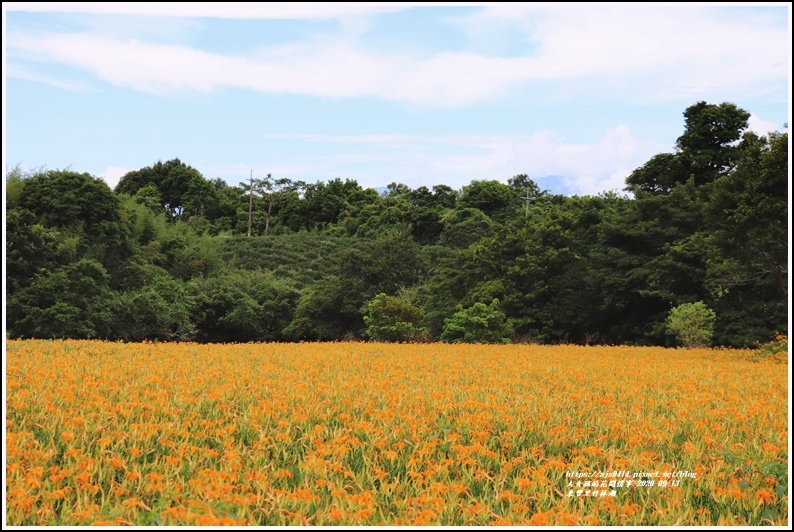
[6,208,76,295]
[284,276,366,341]
[5,163,34,210]
[4,101,787,347]
[438,208,495,248]
[15,169,133,271]
[112,276,195,341]
[7,259,115,339]
[115,158,214,221]
[626,101,750,194]
[440,299,511,344]
[666,301,717,348]
[704,131,788,298]
[457,179,516,222]
[363,293,427,342]
[188,271,298,343]
[675,101,751,183]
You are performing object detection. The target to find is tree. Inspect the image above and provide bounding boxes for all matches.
[457,180,516,222]
[300,178,379,231]
[665,301,716,348]
[207,182,247,235]
[256,175,297,236]
[6,208,75,296]
[7,259,115,339]
[15,169,132,273]
[383,182,411,198]
[132,183,164,214]
[440,299,511,344]
[363,293,427,342]
[438,208,495,248]
[676,101,750,183]
[704,131,788,297]
[115,159,213,221]
[284,276,366,341]
[406,185,458,244]
[5,163,32,210]
[188,271,298,342]
[625,101,751,195]
[112,276,195,341]
[699,130,788,347]
[624,152,691,196]
[507,174,544,198]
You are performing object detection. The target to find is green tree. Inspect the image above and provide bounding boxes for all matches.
[363,293,427,342]
[299,178,380,231]
[188,271,298,342]
[132,183,165,214]
[626,101,751,195]
[438,208,495,248]
[210,182,248,235]
[5,163,33,210]
[6,209,76,296]
[255,175,298,236]
[7,259,115,339]
[415,245,479,338]
[624,152,691,196]
[666,301,716,347]
[15,169,132,274]
[405,185,456,244]
[676,101,751,184]
[284,275,365,341]
[705,131,788,297]
[458,179,516,222]
[115,159,214,221]
[507,174,544,198]
[440,299,511,344]
[112,276,195,341]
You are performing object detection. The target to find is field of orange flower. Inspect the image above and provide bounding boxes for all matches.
[5,340,789,526]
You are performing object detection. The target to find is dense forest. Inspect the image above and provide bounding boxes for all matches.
[5,101,788,347]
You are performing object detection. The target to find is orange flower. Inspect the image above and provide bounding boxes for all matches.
[382,450,399,461]
[274,468,293,479]
[755,488,776,504]
[328,508,346,522]
[527,511,550,526]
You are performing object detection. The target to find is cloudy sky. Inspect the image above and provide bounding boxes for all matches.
[3,3,790,196]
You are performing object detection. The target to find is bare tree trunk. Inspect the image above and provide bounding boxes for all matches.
[247,170,253,237]
[265,195,273,236]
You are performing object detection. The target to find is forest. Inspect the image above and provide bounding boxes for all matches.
[5,101,788,347]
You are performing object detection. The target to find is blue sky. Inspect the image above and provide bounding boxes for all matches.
[3,3,791,196]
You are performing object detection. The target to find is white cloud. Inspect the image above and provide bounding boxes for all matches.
[506,125,667,195]
[747,113,783,137]
[210,127,667,195]
[452,4,791,102]
[98,166,131,189]
[6,5,788,108]
[6,33,533,107]
[4,64,93,91]
[3,2,405,19]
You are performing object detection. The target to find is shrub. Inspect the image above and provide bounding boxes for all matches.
[666,301,716,348]
[363,293,427,342]
[440,299,511,344]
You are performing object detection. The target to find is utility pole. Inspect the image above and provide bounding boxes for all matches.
[247,169,254,237]
[522,188,535,219]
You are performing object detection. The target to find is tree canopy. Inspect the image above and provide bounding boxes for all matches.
[5,102,787,347]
